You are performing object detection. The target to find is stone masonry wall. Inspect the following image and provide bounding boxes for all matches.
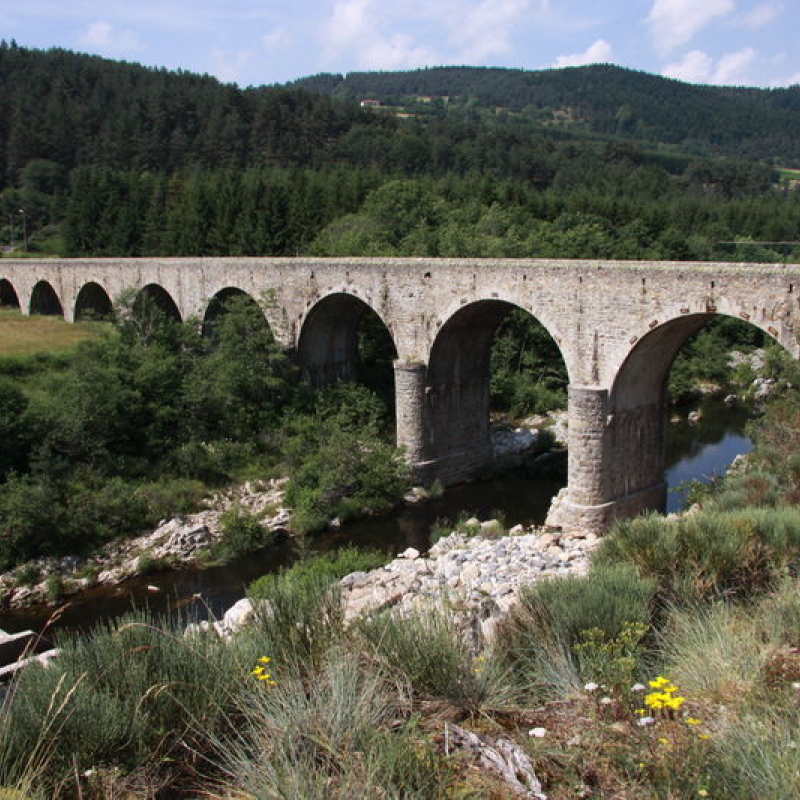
[3,257,800,531]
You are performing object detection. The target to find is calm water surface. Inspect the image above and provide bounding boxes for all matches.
[0,397,754,635]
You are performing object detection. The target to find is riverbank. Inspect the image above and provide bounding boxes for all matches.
[0,418,565,614]
[204,519,600,648]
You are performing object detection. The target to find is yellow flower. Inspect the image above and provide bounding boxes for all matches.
[658,737,669,745]
[698,790,709,797]
[649,676,670,689]
[686,717,702,726]
[258,656,271,664]
[251,666,264,676]
[698,733,710,740]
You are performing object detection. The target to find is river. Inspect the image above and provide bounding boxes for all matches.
[0,396,753,635]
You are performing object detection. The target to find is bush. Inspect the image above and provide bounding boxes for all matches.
[207,504,275,564]
[596,507,800,603]
[494,563,655,696]
[281,384,410,533]
[248,546,387,601]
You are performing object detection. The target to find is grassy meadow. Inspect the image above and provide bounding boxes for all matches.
[0,310,104,359]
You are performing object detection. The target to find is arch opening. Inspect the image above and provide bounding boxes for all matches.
[203,288,272,341]
[426,300,568,485]
[74,282,113,321]
[0,279,20,310]
[29,280,63,317]
[297,292,398,418]
[608,313,779,515]
[134,284,182,324]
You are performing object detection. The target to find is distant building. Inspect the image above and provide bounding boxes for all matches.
[360,99,382,108]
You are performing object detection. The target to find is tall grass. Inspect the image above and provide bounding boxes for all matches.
[356,604,519,712]
[205,648,449,799]
[494,563,655,697]
[0,609,250,795]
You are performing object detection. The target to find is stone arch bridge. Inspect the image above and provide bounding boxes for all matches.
[2,257,799,533]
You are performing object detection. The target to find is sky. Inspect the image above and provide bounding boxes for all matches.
[2,0,799,89]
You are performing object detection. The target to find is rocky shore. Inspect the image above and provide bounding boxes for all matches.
[0,419,562,612]
[0,478,292,609]
[193,520,599,645]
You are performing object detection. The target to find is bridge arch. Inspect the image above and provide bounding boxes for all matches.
[423,299,569,485]
[74,282,113,321]
[29,280,63,317]
[134,283,182,323]
[605,306,794,520]
[296,291,398,389]
[202,287,271,339]
[0,278,20,309]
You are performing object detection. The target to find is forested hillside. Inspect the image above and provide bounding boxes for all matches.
[1,43,799,262]
[295,65,800,164]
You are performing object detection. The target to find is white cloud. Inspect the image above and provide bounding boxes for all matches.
[321,0,535,71]
[712,47,756,84]
[552,38,613,68]
[770,70,800,87]
[662,47,757,85]
[322,0,439,69]
[739,3,782,28]
[210,47,253,83]
[263,26,291,51]
[79,20,143,56]
[646,0,734,55]
[450,0,531,63]
[662,49,713,82]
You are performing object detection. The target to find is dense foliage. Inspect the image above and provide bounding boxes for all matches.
[296,64,800,163]
[0,299,408,570]
[1,43,799,262]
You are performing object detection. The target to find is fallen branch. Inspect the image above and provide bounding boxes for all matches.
[447,723,547,799]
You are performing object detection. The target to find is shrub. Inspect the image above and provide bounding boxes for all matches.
[44,574,63,603]
[207,504,275,564]
[248,546,387,601]
[596,507,800,603]
[281,384,410,533]
[494,563,655,696]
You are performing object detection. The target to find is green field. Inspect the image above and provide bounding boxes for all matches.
[0,308,103,357]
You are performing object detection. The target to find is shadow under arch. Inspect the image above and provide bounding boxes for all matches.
[74,282,113,321]
[202,287,271,340]
[134,283,182,323]
[0,278,20,309]
[425,299,568,485]
[606,311,791,515]
[297,291,398,410]
[29,280,63,317]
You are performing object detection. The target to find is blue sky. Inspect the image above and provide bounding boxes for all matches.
[2,0,799,89]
